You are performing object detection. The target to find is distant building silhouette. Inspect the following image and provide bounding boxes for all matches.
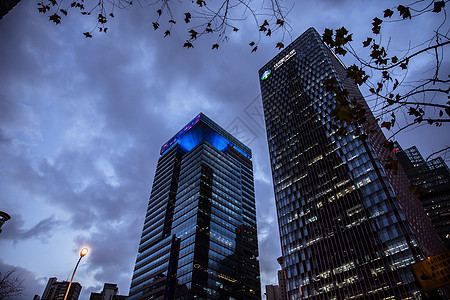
[265,257,288,300]
[276,256,288,300]
[265,284,282,300]
[41,277,81,300]
[89,283,128,300]
[394,142,450,248]
[0,211,10,234]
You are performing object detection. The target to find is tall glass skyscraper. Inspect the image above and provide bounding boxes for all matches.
[129,113,261,300]
[259,28,445,299]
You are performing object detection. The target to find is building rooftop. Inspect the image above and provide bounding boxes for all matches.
[160,113,251,158]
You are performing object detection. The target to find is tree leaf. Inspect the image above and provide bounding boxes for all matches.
[60,9,67,16]
[266,29,272,36]
[38,3,51,13]
[183,40,194,48]
[164,30,170,37]
[362,37,372,47]
[49,13,61,25]
[276,19,285,26]
[334,27,352,46]
[276,42,284,49]
[233,27,239,32]
[393,79,399,90]
[408,107,420,117]
[110,13,114,18]
[169,19,176,24]
[372,17,382,26]
[251,46,258,53]
[189,29,198,39]
[382,70,391,81]
[346,65,369,85]
[184,12,191,23]
[153,22,159,30]
[249,41,255,47]
[397,5,411,19]
[157,9,162,16]
[335,47,347,56]
[433,1,445,13]
[383,9,393,18]
[323,28,334,46]
[83,32,92,38]
[212,44,219,50]
[196,0,206,7]
[372,17,382,34]
[98,14,107,24]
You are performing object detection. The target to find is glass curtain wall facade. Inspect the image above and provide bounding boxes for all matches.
[129,113,261,300]
[259,28,445,299]
[394,142,450,249]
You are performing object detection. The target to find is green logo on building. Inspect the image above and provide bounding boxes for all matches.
[261,69,272,80]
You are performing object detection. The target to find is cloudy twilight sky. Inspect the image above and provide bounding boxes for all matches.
[0,0,448,299]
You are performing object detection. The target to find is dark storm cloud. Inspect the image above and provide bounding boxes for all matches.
[1,0,446,299]
[1,214,61,243]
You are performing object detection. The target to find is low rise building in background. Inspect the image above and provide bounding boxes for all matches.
[40,277,81,300]
[265,284,282,300]
[265,257,288,300]
[90,283,128,300]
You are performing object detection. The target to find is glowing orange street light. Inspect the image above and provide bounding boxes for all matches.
[80,248,88,257]
[63,248,89,300]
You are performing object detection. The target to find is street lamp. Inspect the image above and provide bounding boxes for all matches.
[63,247,88,300]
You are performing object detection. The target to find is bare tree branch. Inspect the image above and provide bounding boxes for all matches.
[0,268,24,300]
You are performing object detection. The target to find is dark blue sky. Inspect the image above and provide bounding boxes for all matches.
[0,1,448,298]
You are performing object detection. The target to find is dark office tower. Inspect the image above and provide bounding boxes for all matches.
[394,142,450,249]
[41,277,82,300]
[129,113,261,300]
[259,28,445,299]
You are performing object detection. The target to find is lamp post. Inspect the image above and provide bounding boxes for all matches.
[63,248,88,300]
